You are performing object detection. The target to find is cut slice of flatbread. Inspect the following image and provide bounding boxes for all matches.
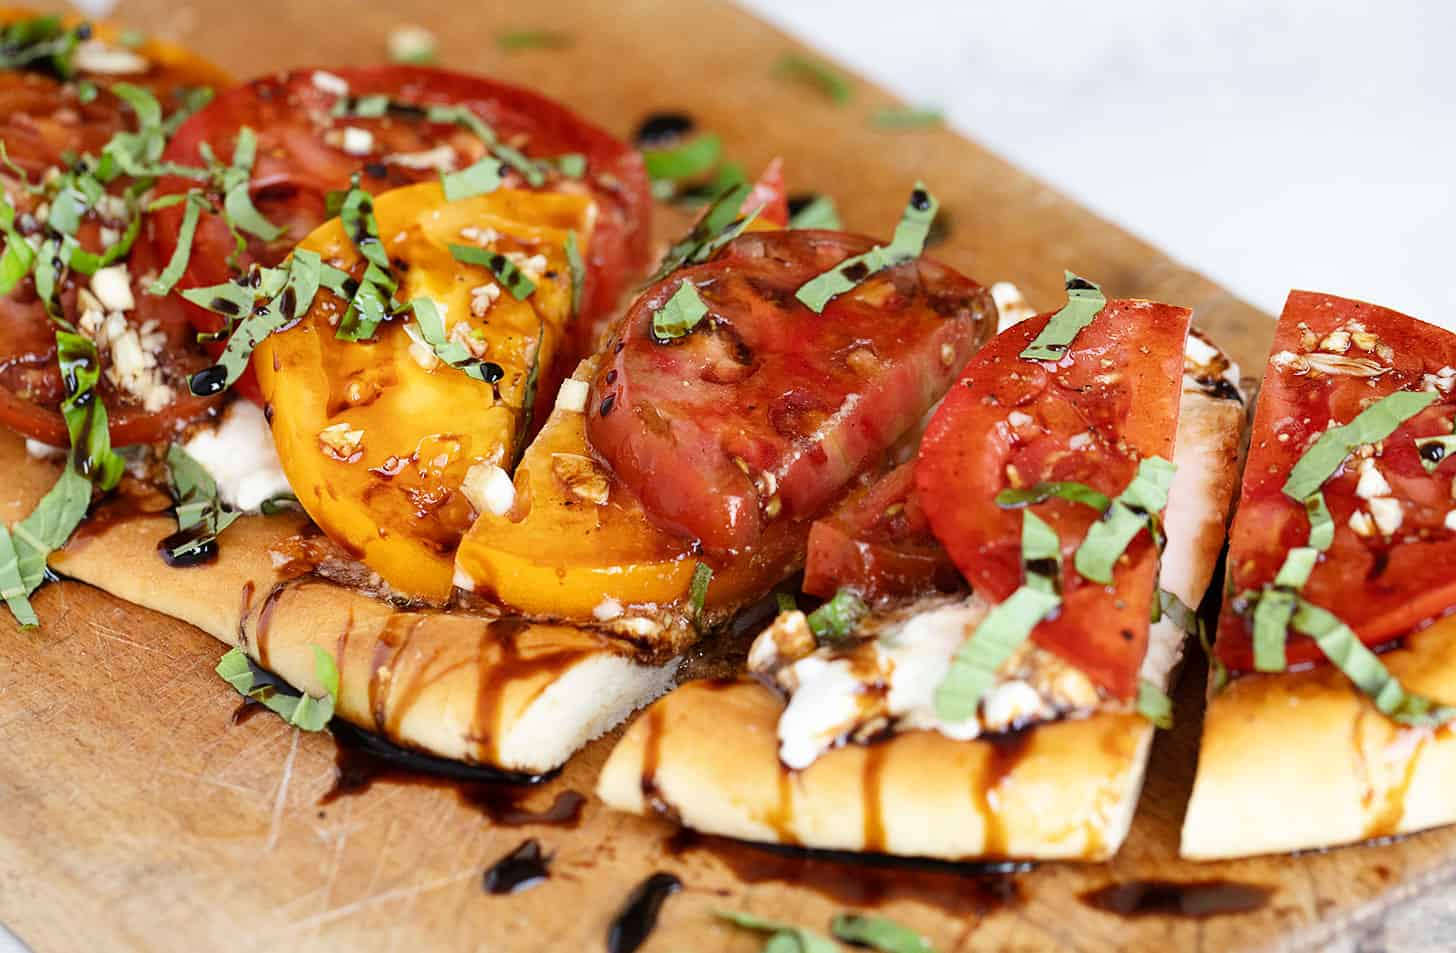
[596,330,1246,860]
[2,432,674,775]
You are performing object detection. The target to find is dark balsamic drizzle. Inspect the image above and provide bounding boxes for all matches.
[633,112,695,150]
[1080,880,1273,918]
[483,838,551,895]
[606,872,682,953]
[786,192,822,219]
[157,527,219,567]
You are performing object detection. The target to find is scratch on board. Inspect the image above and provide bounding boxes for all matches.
[284,868,481,932]
[265,728,301,851]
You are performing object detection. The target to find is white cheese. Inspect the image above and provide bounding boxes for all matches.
[592,597,624,622]
[1184,333,1220,367]
[385,145,458,172]
[25,439,64,461]
[776,656,868,771]
[462,462,515,516]
[340,127,375,156]
[555,378,590,413]
[990,281,1036,331]
[1369,497,1404,536]
[311,70,350,96]
[877,601,985,742]
[469,283,501,318]
[181,401,293,513]
[981,680,1049,733]
[1354,458,1392,500]
[387,25,437,64]
[71,41,148,75]
[1349,509,1376,537]
[1446,510,1456,532]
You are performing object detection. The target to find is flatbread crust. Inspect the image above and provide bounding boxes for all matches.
[596,349,1247,861]
[3,431,675,774]
[1181,614,1456,860]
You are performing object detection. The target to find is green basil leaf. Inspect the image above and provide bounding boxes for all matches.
[1251,588,1296,673]
[448,243,536,300]
[0,15,84,77]
[717,911,839,953]
[642,133,722,182]
[213,646,338,732]
[1283,390,1439,500]
[440,156,504,202]
[795,183,937,314]
[258,493,301,515]
[935,585,1059,723]
[1136,679,1174,729]
[408,296,496,382]
[0,523,40,627]
[64,208,140,276]
[773,53,854,104]
[220,126,284,241]
[564,230,585,319]
[1020,510,1060,595]
[787,194,841,230]
[1305,492,1334,551]
[0,212,37,296]
[553,153,587,179]
[651,280,709,341]
[646,183,759,285]
[689,561,713,624]
[163,443,239,561]
[1073,456,1176,584]
[514,317,546,468]
[3,463,97,628]
[1019,272,1106,361]
[869,107,944,130]
[995,481,1111,513]
[56,331,123,489]
[148,192,206,295]
[806,588,868,642]
[334,263,395,341]
[424,104,548,187]
[1291,599,1456,727]
[339,183,391,273]
[495,29,571,51]
[831,913,936,953]
[776,591,798,614]
[1415,432,1456,473]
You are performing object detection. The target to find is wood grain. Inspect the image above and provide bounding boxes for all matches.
[3,1,1450,951]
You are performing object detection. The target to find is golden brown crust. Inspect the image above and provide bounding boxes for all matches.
[1181,614,1456,860]
[596,678,1153,861]
[3,432,673,773]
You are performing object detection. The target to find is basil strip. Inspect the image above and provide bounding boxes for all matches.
[794,183,937,313]
[1283,390,1439,500]
[514,316,546,468]
[1291,599,1456,727]
[448,243,536,300]
[553,153,587,179]
[424,104,548,187]
[1073,456,1176,584]
[1136,679,1174,729]
[495,29,572,51]
[440,156,504,201]
[1306,491,1334,550]
[717,911,839,953]
[645,182,760,284]
[564,231,585,319]
[775,591,798,614]
[806,588,868,642]
[869,106,944,130]
[220,127,284,241]
[995,480,1111,513]
[830,914,935,953]
[936,586,1059,723]
[1415,432,1456,473]
[214,645,339,732]
[0,525,40,627]
[1020,510,1061,595]
[0,195,37,296]
[773,53,854,104]
[1019,272,1107,362]
[408,297,495,382]
[163,443,239,561]
[148,192,206,295]
[0,15,84,77]
[651,280,709,341]
[642,133,722,182]
[335,183,400,340]
[689,561,713,624]
[788,194,841,230]
[57,331,124,489]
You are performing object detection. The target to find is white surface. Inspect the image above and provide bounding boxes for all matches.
[744,0,1454,327]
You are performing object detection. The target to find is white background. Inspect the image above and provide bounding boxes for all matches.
[744,0,1455,327]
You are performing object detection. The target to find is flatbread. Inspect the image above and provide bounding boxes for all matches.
[596,340,1247,860]
[1181,615,1456,860]
[3,431,675,774]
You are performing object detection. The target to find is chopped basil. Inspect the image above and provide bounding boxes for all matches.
[775,591,798,614]
[334,182,400,340]
[646,182,760,284]
[1283,390,1438,500]
[553,153,587,179]
[214,645,339,732]
[995,480,1111,513]
[773,53,854,104]
[1291,599,1456,726]
[514,317,546,468]
[651,280,709,342]
[1415,431,1456,473]
[936,586,1059,723]
[642,133,723,182]
[0,524,39,626]
[564,231,585,319]
[1073,456,1175,584]
[440,156,504,202]
[163,443,240,562]
[495,29,572,51]
[148,192,206,295]
[1136,679,1174,729]
[219,126,284,242]
[794,183,937,314]
[424,104,548,188]
[0,194,37,296]
[806,589,868,642]
[57,331,124,488]
[1019,272,1107,362]
[448,243,536,300]
[1305,491,1334,551]
[787,194,841,230]
[869,107,944,130]
[831,914,936,953]
[1020,510,1061,595]
[0,15,85,78]
[717,911,839,953]
[689,561,713,623]
[259,493,301,515]
[408,297,497,382]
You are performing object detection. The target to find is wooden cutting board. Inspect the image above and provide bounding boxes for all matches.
[4,2,1452,951]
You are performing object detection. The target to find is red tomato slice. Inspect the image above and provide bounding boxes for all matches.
[145,65,651,400]
[0,16,230,445]
[916,299,1191,699]
[802,460,962,602]
[739,158,789,227]
[587,229,996,556]
[1216,291,1456,673]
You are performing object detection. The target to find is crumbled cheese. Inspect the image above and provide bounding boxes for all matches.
[90,264,134,313]
[94,194,128,224]
[981,680,1049,733]
[776,656,868,771]
[991,281,1036,331]
[746,610,815,678]
[1446,511,1456,532]
[1184,333,1221,367]
[1320,330,1352,353]
[25,439,64,461]
[555,378,590,413]
[505,251,549,282]
[1423,372,1456,395]
[181,401,292,512]
[1068,431,1093,450]
[551,452,610,504]
[388,25,437,63]
[71,40,148,75]
[448,321,490,358]
[340,127,374,156]
[311,70,350,96]
[1006,410,1034,429]
[318,422,365,461]
[461,462,515,516]
[384,145,457,171]
[460,226,501,245]
[402,323,440,371]
[469,283,501,318]
[96,313,173,413]
[1355,458,1392,500]
[592,597,624,622]
[1369,497,1404,536]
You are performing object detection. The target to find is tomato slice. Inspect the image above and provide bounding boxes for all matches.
[740,158,789,227]
[0,13,230,445]
[916,299,1191,699]
[586,230,996,556]
[802,460,962,603]
[254,182,588,602]
[1216,291,1456,673]
[146,65,650,401]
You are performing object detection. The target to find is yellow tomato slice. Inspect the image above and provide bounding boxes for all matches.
[453,358,805,623]
[255,181,593,602]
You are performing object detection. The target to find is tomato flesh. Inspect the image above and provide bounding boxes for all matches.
[1216,291,1456,673]
[916,300,1191,699]
[586,229,996,556]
